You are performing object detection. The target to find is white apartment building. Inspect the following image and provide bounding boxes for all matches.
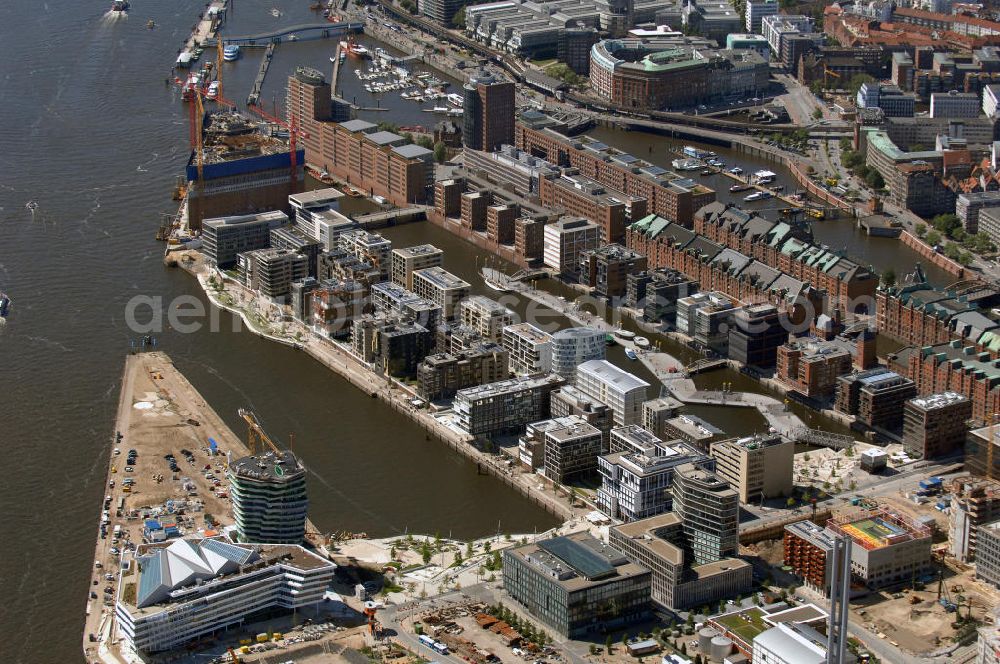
[575,359,650,426]
[745,0,778,33]
[550,327,607,379]
[502,322,553,375]
[412,266,471,320]
[115,537,335,655]
[753,622,845,664]
[761,14,814,55]
[460,295,515,342]
[543,217,601,275]
[339,229,392,281]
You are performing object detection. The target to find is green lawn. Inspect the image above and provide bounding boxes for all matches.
[532,58,558,69]
[714,608,769,643]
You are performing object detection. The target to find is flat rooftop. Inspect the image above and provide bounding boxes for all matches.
[229,450,304,482]
[393,244,443,259]
[578,360,650,393]
[413,266,471,290]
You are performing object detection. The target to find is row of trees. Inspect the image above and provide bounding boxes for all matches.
[840,146,885,189]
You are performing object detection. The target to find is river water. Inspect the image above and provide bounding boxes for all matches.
[0,2,942,661]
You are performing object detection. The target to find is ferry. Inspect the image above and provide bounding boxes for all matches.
[223,45,240,61]
[671,158,702,171]
[744,190,772,202]
[205,81,219,100]
[0,293,9,320]
[624,348,638,361]
[683,146,715,159]
[729,183,752,192]
[110,0,130,13]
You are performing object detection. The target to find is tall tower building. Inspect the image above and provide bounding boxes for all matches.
[286,66,331,163]
[462,71,515,152]
[228,450,308,544]
[826,534,852,664]
[671,463,738,565]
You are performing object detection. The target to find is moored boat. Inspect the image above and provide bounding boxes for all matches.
[223,45,240,61]
[672,158,702,171]
[634,336,650,349]
[614,328,636,340]
[625,348,638,360]
[730,183,752,192]
[205,81,219,100]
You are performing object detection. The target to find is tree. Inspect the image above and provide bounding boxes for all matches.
[915,223,928,239]
[849,480,857,491]
[416,135,435,150]
[452,6,466,27]
[434,141,447,164]
[421,542,432,564]
[605,635,613,654]
[484,541,492,553]
[545,62,580,86]
[466,541,474,558]
[931,213,961,237]
[390,545,397,560]
[847,74,875,96]
[925,230,942,246]
[568,487,577,507]
[864,169,884,189]
[881,267,896,288]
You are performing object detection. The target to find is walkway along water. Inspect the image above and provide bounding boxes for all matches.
[175,252,577,521]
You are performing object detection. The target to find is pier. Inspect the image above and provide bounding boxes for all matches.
[246,42,277,106]
[354,205,429,229]
[205,21,363,47]
[82,351,324,662]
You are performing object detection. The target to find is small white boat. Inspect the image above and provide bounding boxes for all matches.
[729,166,743,175]
[744,190,772,202]
[625,348,638,361]
[614,329,636,340]
[205,81,219,100]
[672,158,702,171]
[270,7,282,17]
[223,45,240,61]
[634,336,650,349]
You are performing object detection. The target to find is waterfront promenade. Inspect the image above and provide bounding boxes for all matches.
[175,252,579,521]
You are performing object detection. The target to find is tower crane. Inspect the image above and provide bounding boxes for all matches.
[237,408,283,456]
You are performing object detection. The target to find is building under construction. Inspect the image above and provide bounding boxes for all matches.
[186,110,304,230]
[826,507,931,589]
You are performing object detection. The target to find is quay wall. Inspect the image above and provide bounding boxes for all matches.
[899,230,965,278]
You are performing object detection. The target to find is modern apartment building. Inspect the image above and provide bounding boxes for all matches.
[575,359,650,426]
[370,281,442,331]
[610,512,752,610]
[411,266,471,320]
[462,71,516,152]
[784,520,838,596]
[115,537,335,654]
[727,304,787,367]
[956,191,1000,234]
[902,392,972,459]
[641,397,683,439]
[236,248,309,300]
[671,463,739,565]
[202,210,289,268]
[416,343,508,402]
[709,434,794,504]
[390,244,443,290]
[309,278,367,338]
[579,244,648,297]
[502,532,652,638]
[227,450,308,544]
[597,427,712,521]
[542,417,605,483]
[834,369,917,430]
[550,385,615,444]
[502,322,553,376]
[453,373,566,439]
[339,229,392,282]
[543,217,602,275]
[550,328,607,379]
[460,295,515,343]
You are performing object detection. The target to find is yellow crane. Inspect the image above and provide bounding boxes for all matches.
[237,408,282,456]
[216,37,224,103]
